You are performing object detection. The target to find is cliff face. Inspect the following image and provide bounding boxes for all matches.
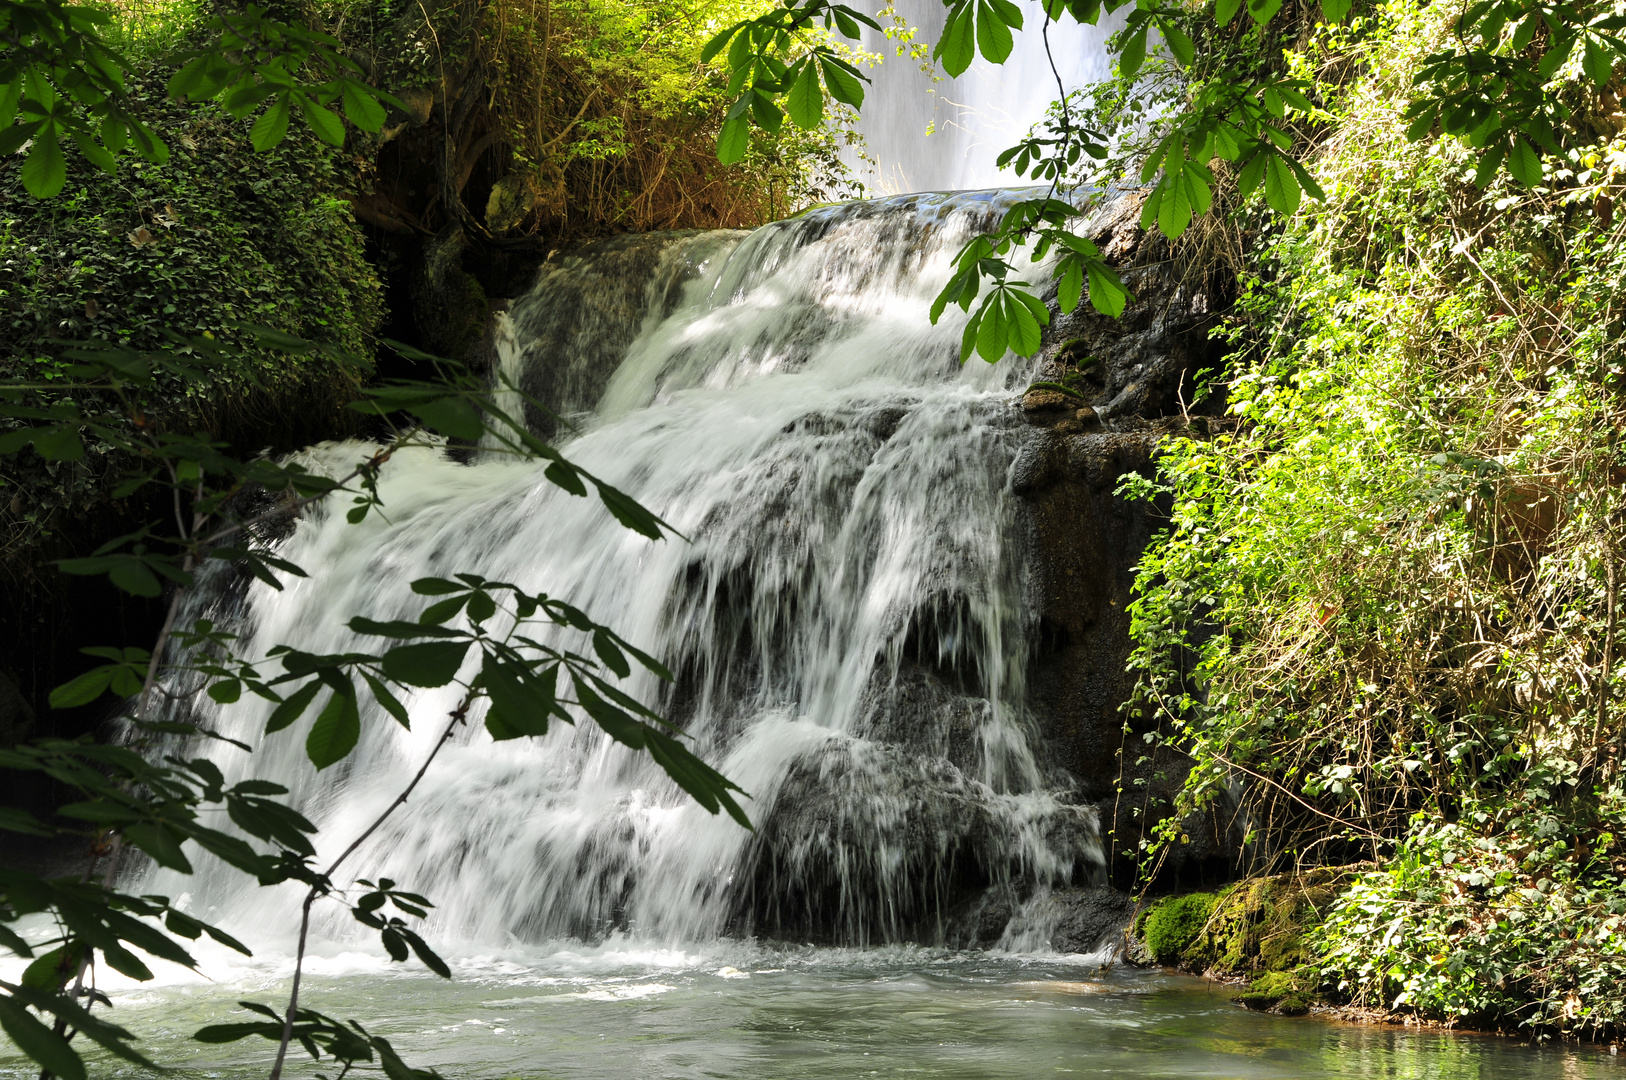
[1014,192,1236,887]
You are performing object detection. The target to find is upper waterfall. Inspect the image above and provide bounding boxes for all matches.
[843,0,1120,193]
[148,191,1105,952]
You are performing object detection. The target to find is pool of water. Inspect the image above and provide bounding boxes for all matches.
[2,942,1619,1079]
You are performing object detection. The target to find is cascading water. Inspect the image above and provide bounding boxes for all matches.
[843,0,1120,192]
[149,190,1105,955]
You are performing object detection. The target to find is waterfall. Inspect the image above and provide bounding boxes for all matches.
[844,0,1120,193]
[152,191,1104,953]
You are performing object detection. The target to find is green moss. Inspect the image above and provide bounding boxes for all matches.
[1235,970,1316,1016]
[1139,869,1354,979]
[1142,891,1219,964]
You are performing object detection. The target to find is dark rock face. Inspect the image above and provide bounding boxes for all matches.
[1015,191,1239,887]
[1034,886,1140,954]
[504,231,742,435]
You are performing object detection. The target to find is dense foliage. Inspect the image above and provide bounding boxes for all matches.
[1123,0,1626,1037]
[1,74,382,573]
[335,0,859,236]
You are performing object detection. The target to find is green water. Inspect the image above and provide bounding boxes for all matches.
[2,945,1618,1079]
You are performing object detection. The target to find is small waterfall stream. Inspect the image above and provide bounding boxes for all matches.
[153,191,1104,953]
[843,0,1120,192]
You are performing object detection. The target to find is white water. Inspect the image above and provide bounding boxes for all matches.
[147,191,1104,957]
[845,0,1120,193]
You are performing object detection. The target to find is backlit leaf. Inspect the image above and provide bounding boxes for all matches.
[381,641,471,688]
[306,687,361,769]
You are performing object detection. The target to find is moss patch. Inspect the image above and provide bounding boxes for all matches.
[1137,867,1360,984]
[1235,970,1316,1016]
[1141,891,1219,964]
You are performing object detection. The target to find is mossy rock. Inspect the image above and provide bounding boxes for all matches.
[1234,970,1316,1016]
[0,61,382,572]
[1141,891,1219,964]
[1195,868,1356,976]
[1136,867,1361,976]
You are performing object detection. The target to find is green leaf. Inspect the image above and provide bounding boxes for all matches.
[1507,137,1542,187]
[1119,26,1148,78]
[48,666,115,709]
[1086,260,1128,318]
[299,97,347,146]
[0,808,53,837]
[749,92,784,136]
[974,291,1008,362]
[342,83,387,131]
[350,616,464,639]
[306,688,362,770]
[1472,141,1507,188]
[1237,149,1267,195]
[411,577,465,595]
[1263,152,1303,215]
[2,981,154,1068]
[21,126,67,199]
[976,0,1016,64]
[1405,104,1438,142]
[1320,0,1351,22]
[573,679,647,747]
[249,98,291,152]
[785,60,822,130]
[21,946,81,991]
[33,423,84,461]
[110,559,162,598]
[418,594,470,625]
[595,483,667,540]
[1005,291,1047,356]
[643,729,753,829]
[381,641,471,688]
[717,111,750,164]
[1163,26,1195,68]
[266,680,323,734]
[592,629,631,678]
[398,928,452,978]
[819,56,866,107]
[70,131,116,175]
[544,459,587,496]
[1057,258,1084,314]
[363,672,412,729]
[482,655,554,739]
[125,822,193,872]
[1157,174,1192,239]
[1216,0,1243,25]
[701,22,742,63]
[1511,9,1541,50]
[1246,0,1284,23]
[407,396,484,441]
[1537,32,1577,81]
[208,679,243,704]
[0,995,87,1080]
[935,2,977,77]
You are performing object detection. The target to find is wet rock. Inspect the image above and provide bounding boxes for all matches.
[1035,887,1139,955]
[411,224,489,365]
[0,669,34,748]
[1021,388,1078,419]
[1015,188,1241,886]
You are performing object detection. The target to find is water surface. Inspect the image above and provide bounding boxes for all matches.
[3,946,1615,1080]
